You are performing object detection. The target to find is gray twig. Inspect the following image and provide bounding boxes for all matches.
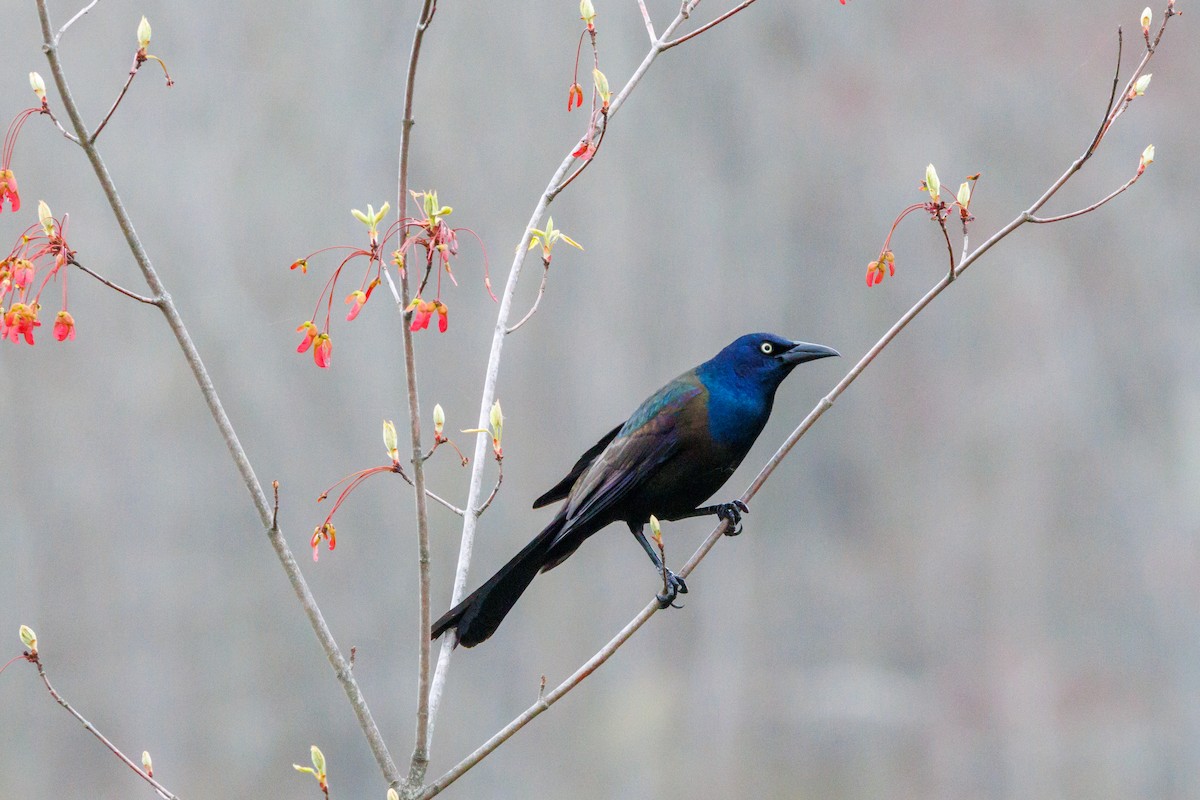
[33,655,180,800]
[394,0,439,794]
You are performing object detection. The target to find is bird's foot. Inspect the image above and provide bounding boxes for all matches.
[655,570,688,609]
[718,500,749,536]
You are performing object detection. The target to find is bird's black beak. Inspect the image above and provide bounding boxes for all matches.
[779,340,840,365]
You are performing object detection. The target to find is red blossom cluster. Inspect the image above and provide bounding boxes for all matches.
[289,190,489,369]
[864,166,977,288]
[1,202,77,345]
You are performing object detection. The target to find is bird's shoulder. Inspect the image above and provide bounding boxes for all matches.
[617,371,706,438]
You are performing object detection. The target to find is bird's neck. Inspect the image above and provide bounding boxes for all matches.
[695,365,777,449]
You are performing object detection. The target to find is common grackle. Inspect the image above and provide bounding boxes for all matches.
[431,333,839,647]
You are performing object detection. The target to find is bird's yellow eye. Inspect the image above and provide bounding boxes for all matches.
[760,342,774,354]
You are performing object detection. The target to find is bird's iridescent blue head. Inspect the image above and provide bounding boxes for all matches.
[692,333,839,447]
[708,333,840,387]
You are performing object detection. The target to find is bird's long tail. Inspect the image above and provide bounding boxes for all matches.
[431,515,565,647]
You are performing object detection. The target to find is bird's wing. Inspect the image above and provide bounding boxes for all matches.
[550,378,703,547]
[532,422,624,509]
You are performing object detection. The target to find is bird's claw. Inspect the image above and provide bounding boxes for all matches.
[656,570,688,609]
[718,500,749,536]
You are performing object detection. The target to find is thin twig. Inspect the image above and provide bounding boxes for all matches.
[393,465,466,517]
[936,215,955,282]
[504,262,549,334]
[1087,28,1123,157]
[35,0,400,786]
[474,461,503,516]
[420,12,1175,793]
[40,106,79,143]
[661,0,757,51]
[1026,173,1140,223]
[90,66,137,144]
[69,258,159,304]
[32,656,180,800]
[394,0,439,794]
[54,0,99,44]
[637,0,656,42]
[423,0,750,768]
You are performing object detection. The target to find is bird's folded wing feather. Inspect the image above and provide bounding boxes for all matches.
[550,379,703,546]
[532,422,623,508]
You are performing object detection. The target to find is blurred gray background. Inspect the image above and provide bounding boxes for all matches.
[2,1,1198,798]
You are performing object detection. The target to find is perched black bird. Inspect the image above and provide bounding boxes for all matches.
[431,333,839,647]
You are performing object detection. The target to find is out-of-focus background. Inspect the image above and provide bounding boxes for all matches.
[2,1,1198,798]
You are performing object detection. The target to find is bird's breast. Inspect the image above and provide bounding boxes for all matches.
[701,381,771,451]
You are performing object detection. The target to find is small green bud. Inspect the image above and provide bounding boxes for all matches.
[1141,6,1153,33]
[37,200,54,236]
[433,404,445,437]
[29,72,46,101]
[956,181,971,209]
[592,68,611,106]
[388,790,400,800]
[141,751,153,777]
[19,624,37,654]
[383,419,399,463]
[489,400,503,447]
[1133,73,1152,96]
[310,745,326,775]
[137,15,152,49]
[925,163,941,202]
[649,514,663,546]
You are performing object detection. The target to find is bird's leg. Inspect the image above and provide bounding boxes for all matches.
[628,522,688,608]
[667,500,749,536]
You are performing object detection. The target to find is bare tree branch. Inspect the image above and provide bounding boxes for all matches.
[33,0,400,786]
[54,0,98,43]
[393,0,439,794]
[89,67,137,144]
[660,0,757,51]
[504,262,549,334]
[30,654,180,800]
[69,258,158,305]
[637,0,656,43]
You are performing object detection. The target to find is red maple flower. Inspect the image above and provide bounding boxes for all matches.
[312,333,332,368]
[345,290,367,321]
[865,250,895,288]
[295,320,318,353]
[407,297,435,331]
[2,302,40,344]
[52,309,75,341]
[0,169,18,213]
